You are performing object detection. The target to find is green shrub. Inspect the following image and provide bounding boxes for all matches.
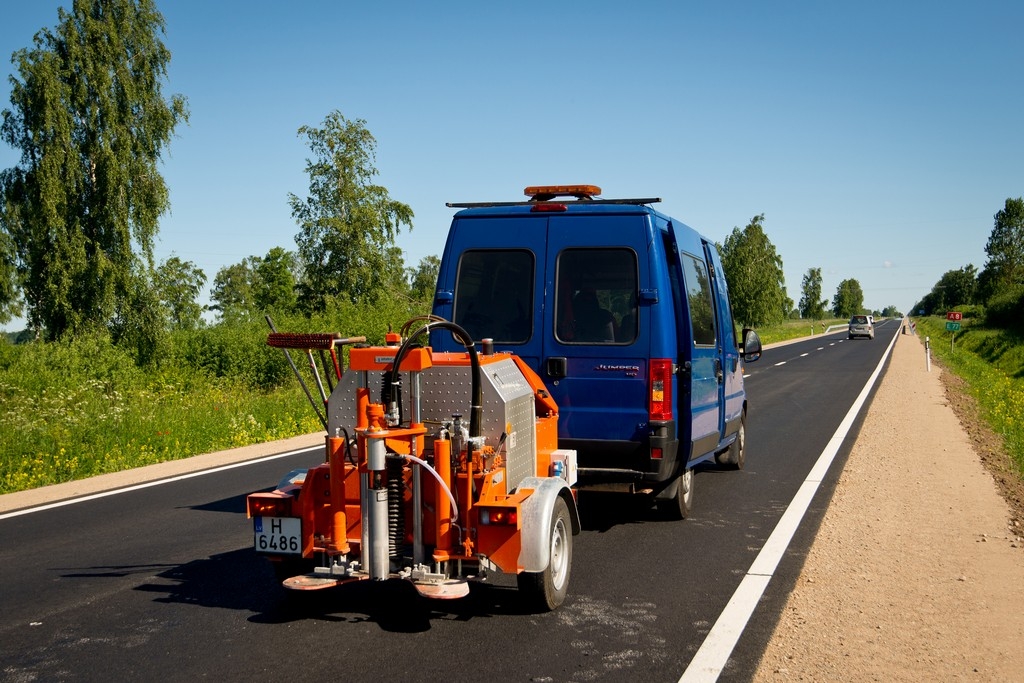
[958,304,985,320]
[985,285,1024,333]
[167,321,290,390]
[0,300,434,494]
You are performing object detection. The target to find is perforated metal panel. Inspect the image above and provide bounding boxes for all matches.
[328,357,538,490]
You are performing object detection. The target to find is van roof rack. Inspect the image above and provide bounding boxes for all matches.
[446,197,663,208]
[447,184,662,208]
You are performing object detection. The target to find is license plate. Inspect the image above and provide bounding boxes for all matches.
[253,516,302,555]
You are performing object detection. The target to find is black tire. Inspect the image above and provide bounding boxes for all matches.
[517,496,572,611]
[715,412,746,470]
[656,467,693,520]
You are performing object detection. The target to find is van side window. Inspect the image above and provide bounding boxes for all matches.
[681,253,716,346]
[555,248,638,344]
[453,249,533,343]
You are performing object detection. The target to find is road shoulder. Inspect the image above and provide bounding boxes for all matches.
[753,331,1024,681]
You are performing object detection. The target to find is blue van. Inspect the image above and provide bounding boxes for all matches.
[429,185,762,518]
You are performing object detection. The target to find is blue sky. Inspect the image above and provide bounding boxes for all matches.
[2,1,1023,329]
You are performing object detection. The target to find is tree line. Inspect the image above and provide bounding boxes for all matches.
[0,1,437,362]
[911,198,1024,332]
[718,214,899,328]
[716,197,1022,328]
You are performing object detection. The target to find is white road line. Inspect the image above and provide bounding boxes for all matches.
[0,445,322,521]
[800,353,809,357]
[774,361,787,366]
[678,327,900,683]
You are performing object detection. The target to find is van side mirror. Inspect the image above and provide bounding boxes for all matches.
[741,328,762,363]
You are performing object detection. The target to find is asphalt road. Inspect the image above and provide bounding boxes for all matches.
[0,321,899,683]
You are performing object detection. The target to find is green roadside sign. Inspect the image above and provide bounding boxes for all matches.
[946,321,961,332]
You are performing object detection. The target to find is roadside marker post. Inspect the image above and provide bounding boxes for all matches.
[925,336,931,372]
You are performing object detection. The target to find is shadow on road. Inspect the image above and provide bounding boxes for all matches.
[577,463,727,532]
[187,489,268,514]
[132,546,544,633]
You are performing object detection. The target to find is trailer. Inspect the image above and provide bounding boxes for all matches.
[246,317,580,611]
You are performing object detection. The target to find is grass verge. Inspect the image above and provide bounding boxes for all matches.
[0,376,321,494]
[757,318,847,345]
[914,316,1024,478]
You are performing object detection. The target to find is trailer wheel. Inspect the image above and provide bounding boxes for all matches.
[657,467,694,520]
[517,496,572,611]
[716,412,746,470]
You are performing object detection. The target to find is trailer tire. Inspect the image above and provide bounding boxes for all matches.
[517,496,572,611]
[716,412,746,470]
[657,467,694,520]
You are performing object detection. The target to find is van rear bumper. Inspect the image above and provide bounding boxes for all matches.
[565,420,680,493]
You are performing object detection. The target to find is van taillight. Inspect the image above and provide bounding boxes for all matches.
[649,359,674,421]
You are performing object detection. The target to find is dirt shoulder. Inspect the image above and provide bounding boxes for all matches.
[753,331,1024,681]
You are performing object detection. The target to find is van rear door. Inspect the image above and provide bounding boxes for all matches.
[435,210,651,449]
[542,214,648,446]
[434,215,546,370]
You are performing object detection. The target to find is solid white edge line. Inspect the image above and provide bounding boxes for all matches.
[679,326,900,683]
[0,444,323,521]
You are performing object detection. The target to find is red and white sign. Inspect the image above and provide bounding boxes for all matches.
[946,311,962,321]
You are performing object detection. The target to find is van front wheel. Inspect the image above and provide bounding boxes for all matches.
[656,468,693,520]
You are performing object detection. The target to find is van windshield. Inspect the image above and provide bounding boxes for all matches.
[555,248,638,344]
[453,249,534,343]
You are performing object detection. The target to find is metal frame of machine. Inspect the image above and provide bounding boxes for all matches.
[246,317,580,611]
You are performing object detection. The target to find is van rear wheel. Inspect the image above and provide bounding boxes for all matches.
[716,413,746,470]
[656,468,693,520]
